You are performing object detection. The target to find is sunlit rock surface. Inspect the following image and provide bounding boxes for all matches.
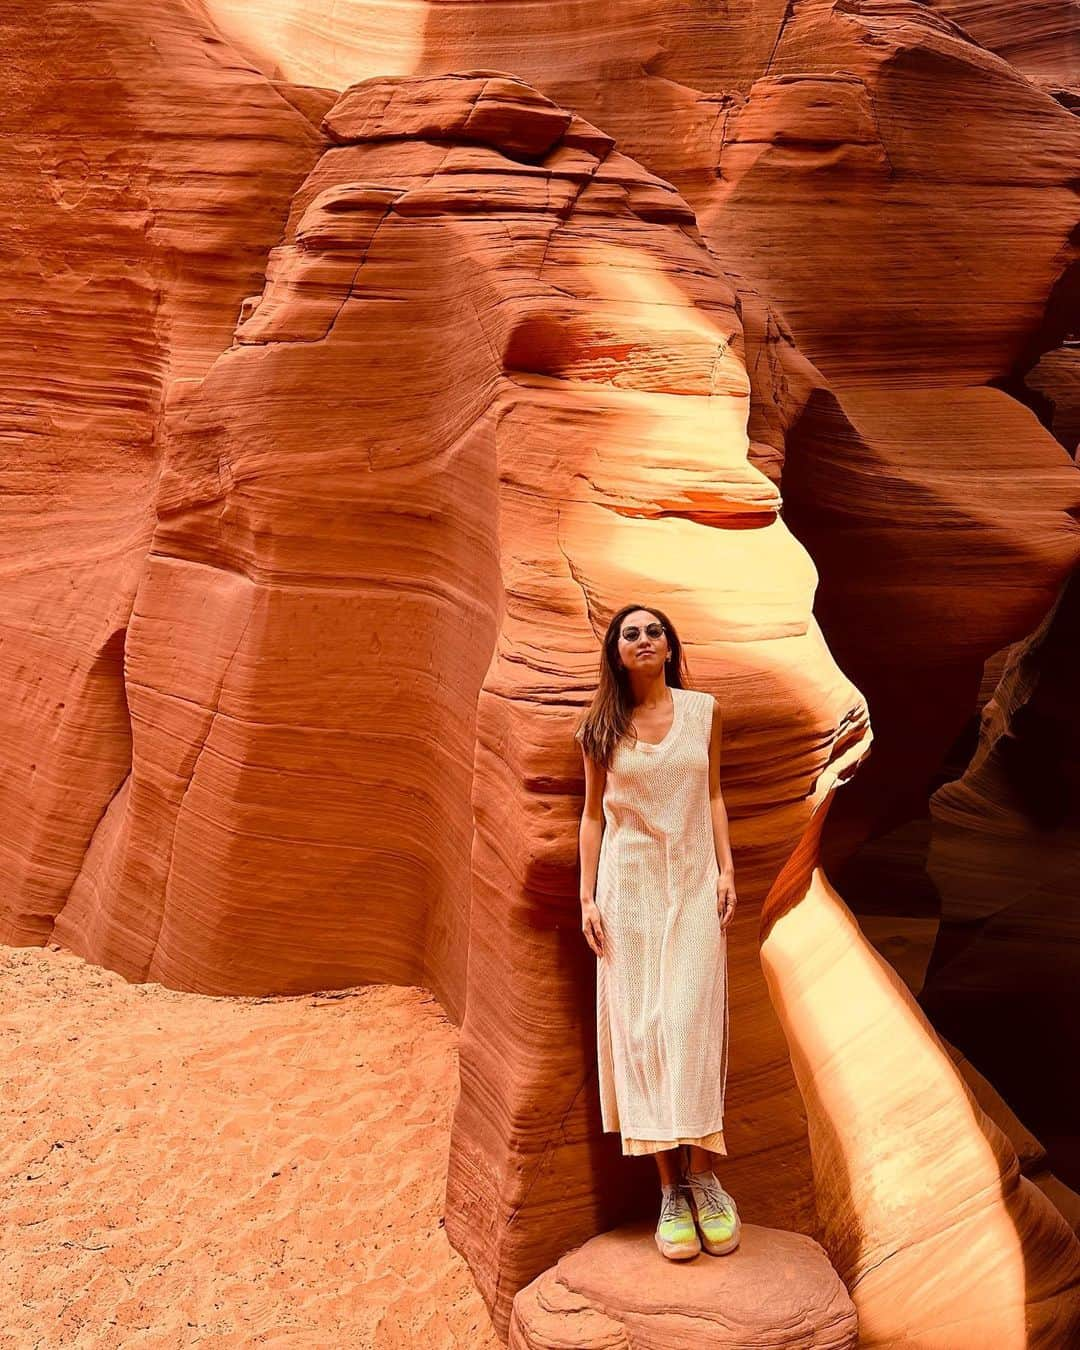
[0,0,330,951]
[201,0,1080,387]
[2,2,1080,1346]
[761,823,1080,1347]
[181,23,1080,1206]
[34,74,875,1331]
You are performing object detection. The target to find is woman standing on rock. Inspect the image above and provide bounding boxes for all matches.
[575,603,741,1261]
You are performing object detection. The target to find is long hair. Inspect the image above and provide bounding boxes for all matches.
[574,603,689,769]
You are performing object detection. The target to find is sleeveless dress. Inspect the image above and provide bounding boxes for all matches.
[594,686,729,1157]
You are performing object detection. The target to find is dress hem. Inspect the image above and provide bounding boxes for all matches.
[615,1127,728,1158]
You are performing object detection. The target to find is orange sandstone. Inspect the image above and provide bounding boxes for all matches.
[1,4,1078,1347]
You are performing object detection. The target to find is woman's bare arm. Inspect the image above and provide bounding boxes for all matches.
[708,697,737,927]
[579,745,607,956]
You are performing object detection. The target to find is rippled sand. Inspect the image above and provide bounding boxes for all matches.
[0,945,499,1348]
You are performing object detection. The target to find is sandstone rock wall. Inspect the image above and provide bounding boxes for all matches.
[0,0,329,951]
[4,2,1080,1344]
[193,0,1080,867]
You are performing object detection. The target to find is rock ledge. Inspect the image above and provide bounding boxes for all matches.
[510,1220,857,1348]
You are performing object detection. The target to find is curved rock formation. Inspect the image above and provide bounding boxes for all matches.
[509,1222,857,1349]
[761,809,1080,1346]
[920,1,1080,91]
[201,0,1080,386]
[919,569,1080,1192]
[1027,344,1080,455]
[189,4,1080,1063]
[0,0,329,950]
[3,2,1079,1346]
[781,384,1080,853]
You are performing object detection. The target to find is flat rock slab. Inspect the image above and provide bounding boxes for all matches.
[510,1221,857,1349]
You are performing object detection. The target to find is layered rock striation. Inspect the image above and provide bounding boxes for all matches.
[3,2,1080,1345]
[0,0,330,953]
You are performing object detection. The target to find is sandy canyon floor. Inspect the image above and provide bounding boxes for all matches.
[0,945,500,1348]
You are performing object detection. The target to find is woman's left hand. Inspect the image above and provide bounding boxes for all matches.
[716,870,737,930]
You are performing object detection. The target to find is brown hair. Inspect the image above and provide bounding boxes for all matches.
[574,603,689,769]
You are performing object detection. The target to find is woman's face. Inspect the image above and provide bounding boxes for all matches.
[615,609,670,675]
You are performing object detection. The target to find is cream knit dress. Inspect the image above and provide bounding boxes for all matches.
[594,685,729,1156]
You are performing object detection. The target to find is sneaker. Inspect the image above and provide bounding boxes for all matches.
[683,1170,741,1255]
[654,1182,701,1260]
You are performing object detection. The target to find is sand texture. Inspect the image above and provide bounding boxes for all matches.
[0,945,498,1349]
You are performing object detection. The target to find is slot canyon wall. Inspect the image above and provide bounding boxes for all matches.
[2,1,1079,1345]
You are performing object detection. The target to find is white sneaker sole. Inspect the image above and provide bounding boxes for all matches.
[699,1217,741,1255]
[654,1230,702,1260]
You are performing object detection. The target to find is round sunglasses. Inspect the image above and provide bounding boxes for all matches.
[620,622,665,642]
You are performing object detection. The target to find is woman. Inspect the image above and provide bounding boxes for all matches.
[575,603,741,1261]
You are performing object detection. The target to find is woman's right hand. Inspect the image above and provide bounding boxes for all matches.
[581,898,605,958]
